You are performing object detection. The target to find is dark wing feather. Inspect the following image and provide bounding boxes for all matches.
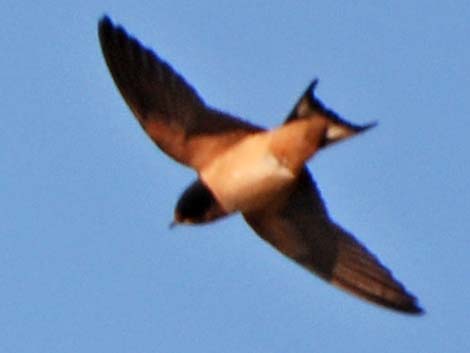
[243,169,422,314]
[98,16,261,170]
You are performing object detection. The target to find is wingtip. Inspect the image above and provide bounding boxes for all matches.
[401,297,425,315]
[408,305,425,315]
[377,298,424,315]
[387,292,424,315]
[98,14,112,29]
[395,303,425,315]
[98,15,114,43]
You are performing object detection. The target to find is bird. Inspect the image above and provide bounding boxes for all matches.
[98,15,423,314]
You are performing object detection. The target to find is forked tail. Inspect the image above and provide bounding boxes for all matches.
[286,79,377,148]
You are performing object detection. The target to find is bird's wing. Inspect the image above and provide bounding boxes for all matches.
[285,80,377,147]
[243,169,422,314]
[98,16,262,170]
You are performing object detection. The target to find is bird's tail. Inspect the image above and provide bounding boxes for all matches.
[285,79,377,148]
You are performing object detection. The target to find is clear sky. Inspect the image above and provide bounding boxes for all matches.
[1,1,469,352]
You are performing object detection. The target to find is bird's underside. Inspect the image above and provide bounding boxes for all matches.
[98,15,423,314]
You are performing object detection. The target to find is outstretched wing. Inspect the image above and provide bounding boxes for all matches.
[243,169,422,314]
[98,16,261,170]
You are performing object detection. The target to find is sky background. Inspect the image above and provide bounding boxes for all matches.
[1,1,469,352]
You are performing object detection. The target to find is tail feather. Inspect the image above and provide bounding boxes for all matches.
[286,79,377,148]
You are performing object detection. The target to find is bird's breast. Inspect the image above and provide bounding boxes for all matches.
[200,133,295,213]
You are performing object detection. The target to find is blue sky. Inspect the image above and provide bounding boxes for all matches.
[1,1,469,352]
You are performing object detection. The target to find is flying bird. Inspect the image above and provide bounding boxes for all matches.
[98,15,423,314]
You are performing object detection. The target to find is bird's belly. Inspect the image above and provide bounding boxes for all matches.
[200,136,295,212]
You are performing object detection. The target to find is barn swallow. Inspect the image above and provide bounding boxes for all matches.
[173,80,376,225]
[98,16,423,314]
